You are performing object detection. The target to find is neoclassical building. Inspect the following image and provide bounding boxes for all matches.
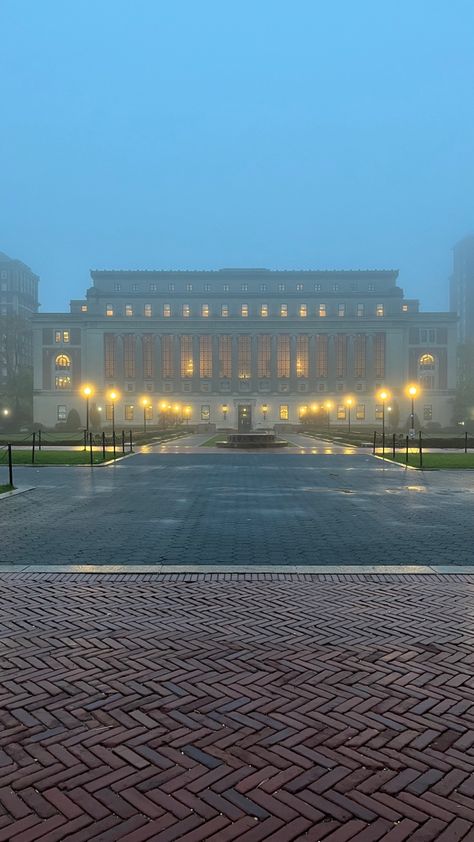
[32,268,457,429]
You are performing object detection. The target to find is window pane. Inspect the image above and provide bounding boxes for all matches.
[238,336,251,379]
[180,336,193,377]
[279,404,289,420]
[257,335,271,378]
[200,335,212,378]
[277,335,290,378]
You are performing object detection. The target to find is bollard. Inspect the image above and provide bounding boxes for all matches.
[121,429,125,454]
[392,433,396,460]
[8,444,13,487]
[83,429,87,451]
[465,431,468,454]
[102,431,106,459]
[89,432,93,466]
[38,429,42,451]
[419,430,423,470]
[129,429,133,452]
[113,431,116,459]
[406,435,409,465]
[32,431,36,464]
[373,430,376,455]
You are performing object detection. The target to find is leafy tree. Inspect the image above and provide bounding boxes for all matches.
[65,409,81,431]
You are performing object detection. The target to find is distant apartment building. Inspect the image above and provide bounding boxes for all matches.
[0,251,39,384]
[32,267,457,429]
[450,235,474,344]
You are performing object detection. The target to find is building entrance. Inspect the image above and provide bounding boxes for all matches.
[238,405,252,432]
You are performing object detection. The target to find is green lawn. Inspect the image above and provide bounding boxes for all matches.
[0,484,14,493]
[387,453,474,469]
[0,450,125,466]
[201,434,227,446]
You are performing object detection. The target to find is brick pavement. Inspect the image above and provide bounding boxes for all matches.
[1,573,474,839]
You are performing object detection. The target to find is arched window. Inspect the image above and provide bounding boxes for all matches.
[418,353,437,390]
[55,354,71,370]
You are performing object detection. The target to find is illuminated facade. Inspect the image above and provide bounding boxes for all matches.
[33,268,457,429]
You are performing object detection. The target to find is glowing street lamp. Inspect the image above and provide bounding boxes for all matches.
[141,397,150,434]
[324,401,333,432]
[407,384,418,438]
[261,403,268,422]
[2,408,10,417]
[377,389,391,457]
[221,403,228,421]
[108,389,119,437]
[81,385,94,432]
[183,405,191,425]
[345,397,353,434]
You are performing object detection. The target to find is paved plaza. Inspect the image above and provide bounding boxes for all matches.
[1,572,474,840]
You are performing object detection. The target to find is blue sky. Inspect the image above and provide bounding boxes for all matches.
[0,0,473,311]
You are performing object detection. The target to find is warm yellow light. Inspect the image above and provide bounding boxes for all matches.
[299,405,307,415]
[184,405,192,415]
[141,397,149,407]
[108,390,119,401]
[311,403,319,412]
[82,385,93,398]
[324,401,332,410]
[262,404,268,412]
[222,404,228,412]
[160,401,168,410]
[345,397,353,407]
[173,403,181,413]
[378,389,390,401]
[408,385,418,397]
[2,408,9,416]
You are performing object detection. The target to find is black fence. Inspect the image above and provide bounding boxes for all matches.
[373,430,474,469]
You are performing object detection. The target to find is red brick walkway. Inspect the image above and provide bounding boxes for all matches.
[1,574,474,841]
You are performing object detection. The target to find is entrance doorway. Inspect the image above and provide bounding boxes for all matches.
[238,405,252,432]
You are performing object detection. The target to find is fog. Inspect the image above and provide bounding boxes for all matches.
[0,0,473,311]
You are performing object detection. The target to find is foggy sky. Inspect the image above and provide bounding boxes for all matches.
[0,0,473,312]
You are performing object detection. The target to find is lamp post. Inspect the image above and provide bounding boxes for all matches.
[108,390,119,437]
[142,397,149,434]
[408,385,418,439]
[377,390,390,458]
[81,385,93,432]
[222,404,228,422]
[346,397,353,434]
[324,401,332,432]
[261,404,268,422]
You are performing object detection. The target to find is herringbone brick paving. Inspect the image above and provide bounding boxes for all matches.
[1,574,474,840]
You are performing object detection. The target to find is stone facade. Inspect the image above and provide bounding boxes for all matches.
[32,268,457,429]
[0,251,39,385]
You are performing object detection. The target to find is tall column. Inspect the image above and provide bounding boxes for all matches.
[136,334,144,392]
[173,335,180,393]
[115,335,124,387]
[251,334,258,386]
[231,335,239,393]
[155,333,162,393]
[270,334,278,391]
[290,335,297,392]
[212,334,219,392]
[366,334,375,388]
[327,335,336,393]
[192,334,200,391]
[308,334,316,392]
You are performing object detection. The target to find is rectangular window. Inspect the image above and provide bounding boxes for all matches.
[57,405,67,421]
[423,405,433,421]
[278,283,286,292]
[150,283,157,292]
[168,283,175,292]
[113,282,121,291]
[402,304,409,312]
[296,335,309,378]
[106,404,114,421]
[335,335,346,378]
[314,283,321,292]
[279,404,289,420]
[238,335,251,379]
[374,333,385,378]
[319,304,326,318]
[55,375,71,390]
[132,284,138,292]
[296,283,304,292]
[219,335,232,378]
[144,303,152,317]
[106,304,114,317]
[421,329,436,343]
[163,304,171,317]
[186,283,193,292]
[375,404,383,420]
[204,283,211,292]
[124,405,134,421]
[221,304,229,317]
[376,303,384,317]
[241,304,249,318]
[299,304,307,318]
[182,304,190,318]
[280,304,288,318]
[368,283,375,291]
[260,304,268,318]
[180,335,194,377]
[316,335,328,377]
[201,304,209,318]
[356,404,365,420]
[223,283,230,292]
[200,335,212,378]
[337,405,346,420]
[356,303,364,317]
[241,283,248,292]
[81,304,88,312]
[104,334,116,378]
[125,304,133,317]
[201,404,210,421]
[143,335,154,379]
[338,303,345,317]
[333,283,339,292]
[260,283,267,292]
[277,335,290,378]
[161,335,174,378]
[145,405,153,420]
[354,334,366,377]
[124,334,136,379]
[55,330,62,343]
[258,335,271,378]
[63,330,70,344]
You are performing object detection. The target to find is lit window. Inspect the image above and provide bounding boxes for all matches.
[168,283,175,292]
[55,375,71,390]
[299,304,307,318]
[241,304,249,317]
[356,303,364,317]
[260,283,267,292]
[279,404,289,420]
[201,404,210,421]
[81,304,88,312]
[105,404,114,421]
[144,304,152,317]
[338,303,345,317]
[125,304,133,317]
[55,354,70,369]
[182,304,190,318]
[57,405,67,421]
[150,283,157,292]
[278,283,286,292]
[106,304,114,317]
[375,404,383,420]
[296,283,304,292]
[186,283,193,292]
[163,304,171,317]
[261,304,269,317]
[113,282,121,291]
[280,304,288,318]
[241,283,248,292]
[124,405,134,421]
[319,304,326,318]
[356,404,365,420]
[55,330,62,343]
[201,304,209,318]
[337,405,346,420]
[376,304,384,317]
[145,405,153,420]
[221,304,229,317]
[402,304,408,312]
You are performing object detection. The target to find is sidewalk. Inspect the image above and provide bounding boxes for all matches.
[1,572,474,840]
